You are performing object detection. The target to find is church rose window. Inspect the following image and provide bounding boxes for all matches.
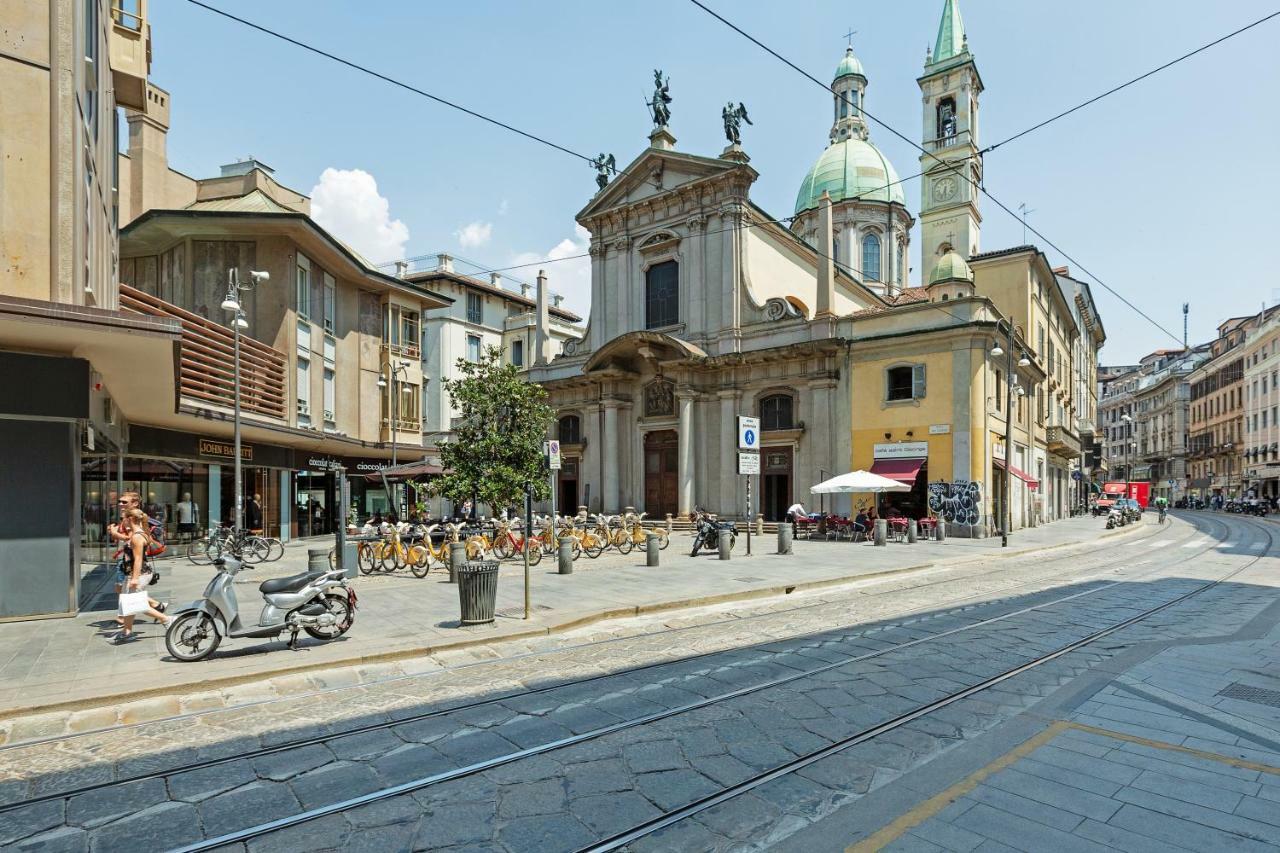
[760,394,794,431]
[646,260,679,329]
[862,233,881,282]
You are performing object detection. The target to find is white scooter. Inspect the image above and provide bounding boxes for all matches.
[165,555,356,662]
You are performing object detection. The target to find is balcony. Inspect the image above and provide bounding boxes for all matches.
[1045,425,1082,458]
[925,129,973,152]
[120,284,287,421]
[109,1,151,111]
[381,341,420,362]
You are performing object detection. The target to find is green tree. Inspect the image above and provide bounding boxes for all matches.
[429,345,553,514]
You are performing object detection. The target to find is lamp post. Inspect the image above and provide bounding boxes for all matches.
[220,268,269,535]
[990,320,1031,547]
[1120,413,1134,502]
[377,361,410,515]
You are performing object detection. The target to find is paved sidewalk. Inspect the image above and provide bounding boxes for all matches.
[0,517,1142,720]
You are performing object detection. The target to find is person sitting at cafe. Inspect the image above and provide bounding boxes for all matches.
[853,509,870,535]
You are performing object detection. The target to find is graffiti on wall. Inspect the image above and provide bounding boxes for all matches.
[928,480,981,526]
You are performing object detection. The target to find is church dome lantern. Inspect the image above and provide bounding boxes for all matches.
[833,46,865,81]
[925,248,975,301]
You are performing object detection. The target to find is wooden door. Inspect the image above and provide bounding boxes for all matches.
[762,446,793,521]
[644,430,679,518]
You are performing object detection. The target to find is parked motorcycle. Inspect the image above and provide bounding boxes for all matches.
[690,510,737,556]
[1105,507,1126,530]
[165,556,356,662]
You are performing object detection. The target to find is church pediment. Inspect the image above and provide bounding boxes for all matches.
[577,148,755,223]
[583,330,708,373]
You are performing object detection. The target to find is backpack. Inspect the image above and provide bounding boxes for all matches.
[144,516,167,557]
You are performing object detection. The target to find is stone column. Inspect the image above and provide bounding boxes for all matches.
[602,400,620,513]
[678,391,696,515]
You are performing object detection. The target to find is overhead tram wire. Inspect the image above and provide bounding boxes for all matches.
[982,9,1280,154]
[685,0,1187,346]
[181,0,613,175]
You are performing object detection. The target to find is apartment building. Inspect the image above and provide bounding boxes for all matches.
[1056,267,1106,500]
[1243,310,1280,501]
[1098,365,1141,481]
[1188,318,1253,502]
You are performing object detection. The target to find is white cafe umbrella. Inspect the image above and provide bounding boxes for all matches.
[810,470,911,495]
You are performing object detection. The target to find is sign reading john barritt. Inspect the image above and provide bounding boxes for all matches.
[198,438,252,461]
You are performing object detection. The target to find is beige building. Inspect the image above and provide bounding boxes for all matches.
[1242,310,1280,500]
[1188,318,1252,501]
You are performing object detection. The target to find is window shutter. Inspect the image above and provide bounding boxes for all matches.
[912,364,926,399]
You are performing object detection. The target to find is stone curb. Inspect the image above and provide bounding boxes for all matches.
[0,520,1152,724]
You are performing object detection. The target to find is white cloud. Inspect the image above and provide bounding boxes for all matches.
[310,168,409,264]
[455,221,493,249]
[498,199,510,216]
[511,224,592,316]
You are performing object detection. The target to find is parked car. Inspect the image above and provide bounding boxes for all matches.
[1115,498,1142,523]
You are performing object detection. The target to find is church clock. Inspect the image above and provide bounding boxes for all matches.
[932,175,959,203]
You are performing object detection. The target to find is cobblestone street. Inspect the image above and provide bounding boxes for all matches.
[1,512,1278,851]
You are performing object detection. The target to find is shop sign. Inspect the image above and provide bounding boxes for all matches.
[354,462,389,473]
[873,441,929,460]
[307,457,343,471]
[198,438,252,461]
[929,424,950,435]
[738,451,760,475]
[993,440,1005,461]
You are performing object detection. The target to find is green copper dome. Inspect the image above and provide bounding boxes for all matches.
[834,46,864,80]
[928,249,973,284]
[794,138,905,215]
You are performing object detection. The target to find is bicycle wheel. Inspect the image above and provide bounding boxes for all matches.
[264,538,285,562]
[492,536,514,560]
[525,540,542,566]
[584,534,604,559]
[242,537,269,564]
[655,529,670,550]
[408,545,431,578]
[358,542,379,576]
[187,538,212,565]
[380,543,402,572]
[613,530,633,555]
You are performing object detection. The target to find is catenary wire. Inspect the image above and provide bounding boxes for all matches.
[686,0,1186,347]
[982,9,1280,154]
[181,0,613,174]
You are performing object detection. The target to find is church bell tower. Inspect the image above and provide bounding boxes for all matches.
[918,0,983,273]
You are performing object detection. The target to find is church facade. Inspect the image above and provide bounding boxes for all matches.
[527,0,1103,533]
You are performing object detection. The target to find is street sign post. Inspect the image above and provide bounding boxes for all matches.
[545,440,561,530]
[738,416,760,451]
[737,418,760,556]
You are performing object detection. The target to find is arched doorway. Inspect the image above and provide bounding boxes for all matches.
[644,430,678,518]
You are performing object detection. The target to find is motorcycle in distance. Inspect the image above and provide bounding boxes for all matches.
[689,510,737,556]
[1105,506,1127,530]
[165,554,357,662]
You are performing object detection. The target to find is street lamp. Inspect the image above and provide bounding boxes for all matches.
[221,268,270,535]
[1121,414,1134,501]
[378,361,410,515]
[991,319,1031,548]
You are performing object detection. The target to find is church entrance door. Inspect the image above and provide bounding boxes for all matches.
[559,458,579,516]
[762,446,793,521]
[644,430,678,519]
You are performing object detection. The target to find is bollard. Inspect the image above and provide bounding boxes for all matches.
[874,518,888,546]
[342,542,359,579]
[308,548,329,572]
[646,533,659,567]
[934,519,946,541]
[558,538,573,574]
[448,541,465,583]
[755,514,764,535]
[718,528,732,560]
[907,520,918,543]
[777,522,793,555]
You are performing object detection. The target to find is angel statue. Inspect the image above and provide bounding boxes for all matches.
[722,101,752,146]
[592,153,616,191]
[647,69,672,128]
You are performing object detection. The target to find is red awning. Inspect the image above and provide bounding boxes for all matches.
[994,458,1039,489]
[869,457,926,485]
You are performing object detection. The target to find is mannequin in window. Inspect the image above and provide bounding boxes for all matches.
[176,492,200,541]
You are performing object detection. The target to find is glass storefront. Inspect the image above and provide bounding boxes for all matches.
[296,471,337,538]
[122,459,209,547]
[80,453,119,566]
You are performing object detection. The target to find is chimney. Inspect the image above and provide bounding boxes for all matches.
[490,272,503,290]
[436,254,453,273]
[815,191,836,318]
[394,260,409,279]
[552,293,564,307]
[519,281,531,298]
[124,82,174,224]
[534,270,551,365]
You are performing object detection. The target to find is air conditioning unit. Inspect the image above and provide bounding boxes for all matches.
[297,400,310,415]
[324,409,335,422]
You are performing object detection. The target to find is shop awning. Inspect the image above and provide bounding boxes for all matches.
[365,461,444,481]
[1189,477,1212,489]
[994,458,1040,488]
[869,457,926,486]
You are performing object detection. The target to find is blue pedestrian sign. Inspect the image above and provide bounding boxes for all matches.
[737,416,760,450]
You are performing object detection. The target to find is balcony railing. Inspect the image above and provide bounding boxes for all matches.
[1045,425,1082,458]
[925,130,972,152]
[120,284,287,421]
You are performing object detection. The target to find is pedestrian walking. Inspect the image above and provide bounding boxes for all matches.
[108,491,167,628]
[116,508,172,643]
[245,493,263,533]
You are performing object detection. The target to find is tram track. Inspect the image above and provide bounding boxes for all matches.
[108,514,1256,852]
[0,515,1169,757]
[0,517,1214,838]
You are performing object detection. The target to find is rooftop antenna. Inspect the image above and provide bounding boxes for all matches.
[1182,302,1189,349]
[1017,203,1035,245]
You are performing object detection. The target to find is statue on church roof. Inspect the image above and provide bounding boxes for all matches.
[592,153,616,191]
[721,102,752,146]
[647,70,672,128]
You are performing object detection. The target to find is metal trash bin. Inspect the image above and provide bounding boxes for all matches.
[458,560,499,624]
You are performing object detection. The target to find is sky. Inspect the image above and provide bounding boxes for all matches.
[147,0,1280,363]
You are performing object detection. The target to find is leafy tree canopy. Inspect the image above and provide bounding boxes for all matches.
[429,346,553,513]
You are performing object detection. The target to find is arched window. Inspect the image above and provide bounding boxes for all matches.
[895,242,904,286]
[862,233,881,282]
[759,394,794,431]
[558,414,582,445]
[937,97,957,140]
[645,260,679,329]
